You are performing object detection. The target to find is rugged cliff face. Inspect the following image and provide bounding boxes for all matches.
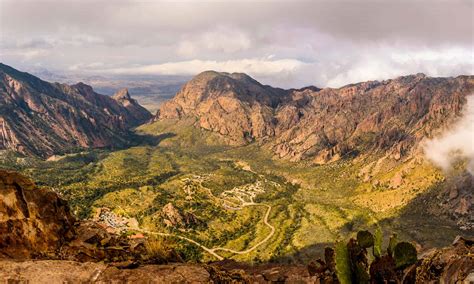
[157,71,474,163]
[157,71,289,145]
[0,63,152,157]
[0,170,75,259]
[0,170,175,263]
[112,88,153,124]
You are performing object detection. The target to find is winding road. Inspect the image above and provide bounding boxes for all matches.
[131,163,277,260]
[136,203,275,260]
[134,228,225,260]
[210,203,274,255]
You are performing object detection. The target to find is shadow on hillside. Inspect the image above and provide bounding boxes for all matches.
[378,178,473,249]
[131,132,176,147]
[258,179,473,265]
[269,242,332,264]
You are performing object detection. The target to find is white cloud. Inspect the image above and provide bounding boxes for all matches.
[100,58,307,77]
[424,95,474,175]
[177,27,252,57]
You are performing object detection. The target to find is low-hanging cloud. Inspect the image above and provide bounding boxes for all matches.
[100,58,307,77]
[424,95,474,175]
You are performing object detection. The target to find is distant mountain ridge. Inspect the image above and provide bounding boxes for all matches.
[157,70,474,163]
[0,63,152,157]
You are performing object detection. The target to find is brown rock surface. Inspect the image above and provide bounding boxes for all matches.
[0,261,211,283]
[0,63,152,157]
[162,202,200,228]
[416,236,474,283]
[157,71,288,145]
[0,170,76,259]
[0,260,320,283]
[157,71,474,163]
[113,88,152,124]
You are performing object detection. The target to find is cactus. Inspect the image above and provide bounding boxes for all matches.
[357,230,375,249]
[387,233,398,256]
[373,227,383,258]
[335,241,352,284]
[320,230,419,283]
[393,242,417,269]
[347,238,370,284]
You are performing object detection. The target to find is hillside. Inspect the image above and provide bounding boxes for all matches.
[157,71,473,163]
[0,67,472,267]
[0,63,152,157]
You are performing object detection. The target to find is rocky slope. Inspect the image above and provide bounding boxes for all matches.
[157,71,474,163]
[0,170,75,259]
[0,63,152,157]
[156,71,289,145]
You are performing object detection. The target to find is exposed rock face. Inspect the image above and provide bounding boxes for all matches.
[416,236,474,283]
[0,170,178,263]
[161,202,200,228]
[0,170,75,259]
[0,63,152,157]
[157,71,288,145]
[157,71,474,162]
[433,173,473,231]
[112,88,152,124]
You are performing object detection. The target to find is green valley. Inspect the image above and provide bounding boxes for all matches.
[0,117,467,263]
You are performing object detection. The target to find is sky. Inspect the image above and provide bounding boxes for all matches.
[0,0,473,88]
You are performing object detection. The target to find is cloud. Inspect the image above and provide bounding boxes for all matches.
[177,27,252,57]
[100,58,307,77]
[0,0,472,88]
[324,46,474,87]
[424,96,474,175]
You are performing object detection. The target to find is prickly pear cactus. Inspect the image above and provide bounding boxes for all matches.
[373,227,383,258]
[357,230,375,249]
[388,234,398,256]
[335,241,352,284]
[393,242,417,269]
[347,238,370,284]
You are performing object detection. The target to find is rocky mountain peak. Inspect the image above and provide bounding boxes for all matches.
[156,70,289,144]
[113,88,132,101]
[112,87,152,123]
[72,82,94,92]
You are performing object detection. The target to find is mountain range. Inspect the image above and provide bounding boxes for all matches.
[0,63,152,157]
[3,63,472,165]
[157,70,473,163]
[0,63,473,281]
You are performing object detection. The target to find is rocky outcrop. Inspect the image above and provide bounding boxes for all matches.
[0,238,471,283]
[156,71,288,145]
[112,88,152,124]
[162,203,200,228]
[157,71,474,162]
[0,261,212,283]
[273,74,473,162]
[0,170,75,259]
[0,63,152,157]
[431,173,473,231]
[0,170,178,263]
[416,236,473,283]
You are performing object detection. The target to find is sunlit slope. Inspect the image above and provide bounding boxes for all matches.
[1,118,468,262]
